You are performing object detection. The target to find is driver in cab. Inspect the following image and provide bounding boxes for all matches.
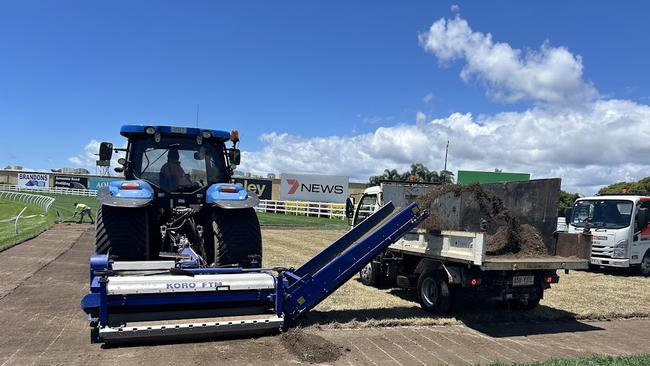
[160,148,190,190]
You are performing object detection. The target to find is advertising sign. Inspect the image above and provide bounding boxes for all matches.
[54,175,88,189]
[17,172,49,189]
[280,173,348,203]
[88,177,122,190]
[232,177,273,200]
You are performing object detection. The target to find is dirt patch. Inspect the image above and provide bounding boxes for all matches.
[280,328,344,364]
[416,183,547,257]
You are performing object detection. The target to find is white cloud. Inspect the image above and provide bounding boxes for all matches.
[418,15,598,104]
[416,111,427,125]
[450,4,460,13]
[240,99,650,194]
[423,92,434,103]
[68,139,124,169]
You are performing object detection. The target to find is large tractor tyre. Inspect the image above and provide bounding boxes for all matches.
[210,207,262,268]
[417,271,452,314]
[359,261,383,287]
[638,250,650,277]
[95,205,150,261]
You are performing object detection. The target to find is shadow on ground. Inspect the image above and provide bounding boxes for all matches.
[300,281,604,338]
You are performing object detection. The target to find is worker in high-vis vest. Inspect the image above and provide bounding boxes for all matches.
[73,203,94,224]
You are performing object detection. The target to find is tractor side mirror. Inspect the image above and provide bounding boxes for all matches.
[345,197,355,219]
[227,148,241,165]
[564,207,573,225]
[636,207,649,230]
[99,142,113,161]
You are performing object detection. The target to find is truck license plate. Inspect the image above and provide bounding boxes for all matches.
[512,275,534,287]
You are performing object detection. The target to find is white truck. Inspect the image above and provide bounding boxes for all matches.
[346,180,590,314]
[565,195,650,276]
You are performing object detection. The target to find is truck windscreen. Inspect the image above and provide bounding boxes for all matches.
[571,199,633,229]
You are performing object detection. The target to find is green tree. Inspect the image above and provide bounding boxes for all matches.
[558,190,580,216]
[598,176,650,195]
[369,163,454,185]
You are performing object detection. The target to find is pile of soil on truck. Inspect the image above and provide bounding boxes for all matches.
[416,183,548,257]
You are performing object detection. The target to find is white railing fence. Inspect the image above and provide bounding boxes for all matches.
[256,200,346,219]
[0,184,98,197]
[0,191,56,214]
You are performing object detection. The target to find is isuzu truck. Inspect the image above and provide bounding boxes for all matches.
[565,195,650,276]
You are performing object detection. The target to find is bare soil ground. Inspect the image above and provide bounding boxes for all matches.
[1,225,649,365]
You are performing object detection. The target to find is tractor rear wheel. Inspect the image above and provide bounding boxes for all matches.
[95,205,150,260]
[210,207,262,267]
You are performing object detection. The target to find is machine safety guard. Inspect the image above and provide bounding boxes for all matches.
[81,202,427,343]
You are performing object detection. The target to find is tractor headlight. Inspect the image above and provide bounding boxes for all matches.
[145,126,156,135]
[202,130,212,139]
[613,239,628,258]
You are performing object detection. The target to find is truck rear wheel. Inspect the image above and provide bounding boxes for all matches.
[210,207,262,268]
[417,271,452,314]
[359,261,382,286]
[95,205,150,261]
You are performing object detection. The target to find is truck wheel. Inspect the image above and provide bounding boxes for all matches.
[417,271,452,314]
[639,251,650,277]
[359,261,382,286]
[95,205,150,261]
[211,207,262,267]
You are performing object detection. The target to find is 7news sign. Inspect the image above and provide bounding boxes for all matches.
[280,173,348,203]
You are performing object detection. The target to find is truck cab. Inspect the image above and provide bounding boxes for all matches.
[566,195,650,275]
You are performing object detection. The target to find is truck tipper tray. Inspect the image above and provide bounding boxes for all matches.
[389,229,590,270]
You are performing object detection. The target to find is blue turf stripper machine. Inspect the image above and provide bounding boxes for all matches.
[80,125,427,343]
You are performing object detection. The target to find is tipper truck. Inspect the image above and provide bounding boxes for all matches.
[346,179,591,313]
[565,194,650,276]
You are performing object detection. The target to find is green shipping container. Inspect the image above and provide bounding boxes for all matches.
[456,170,530,185]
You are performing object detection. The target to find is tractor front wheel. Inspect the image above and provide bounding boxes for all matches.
[210,207,262,268]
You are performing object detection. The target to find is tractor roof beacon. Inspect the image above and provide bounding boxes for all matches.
[81,124,430,344]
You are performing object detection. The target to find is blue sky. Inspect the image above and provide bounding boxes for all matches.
[2,1,650,193]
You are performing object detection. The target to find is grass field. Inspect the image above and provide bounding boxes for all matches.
[487,354,650,366]
[257,211,348,228]
[262,228,650,328]
[0,199,51,250]
[0,194,99,251]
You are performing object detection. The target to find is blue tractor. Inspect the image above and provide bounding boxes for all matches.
[96,125,261,268]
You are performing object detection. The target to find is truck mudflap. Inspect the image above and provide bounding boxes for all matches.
[81,202,428,344]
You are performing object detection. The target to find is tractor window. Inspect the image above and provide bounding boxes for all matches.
[130,137,228,191]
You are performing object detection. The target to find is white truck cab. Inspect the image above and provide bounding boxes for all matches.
[565,195,650,276]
